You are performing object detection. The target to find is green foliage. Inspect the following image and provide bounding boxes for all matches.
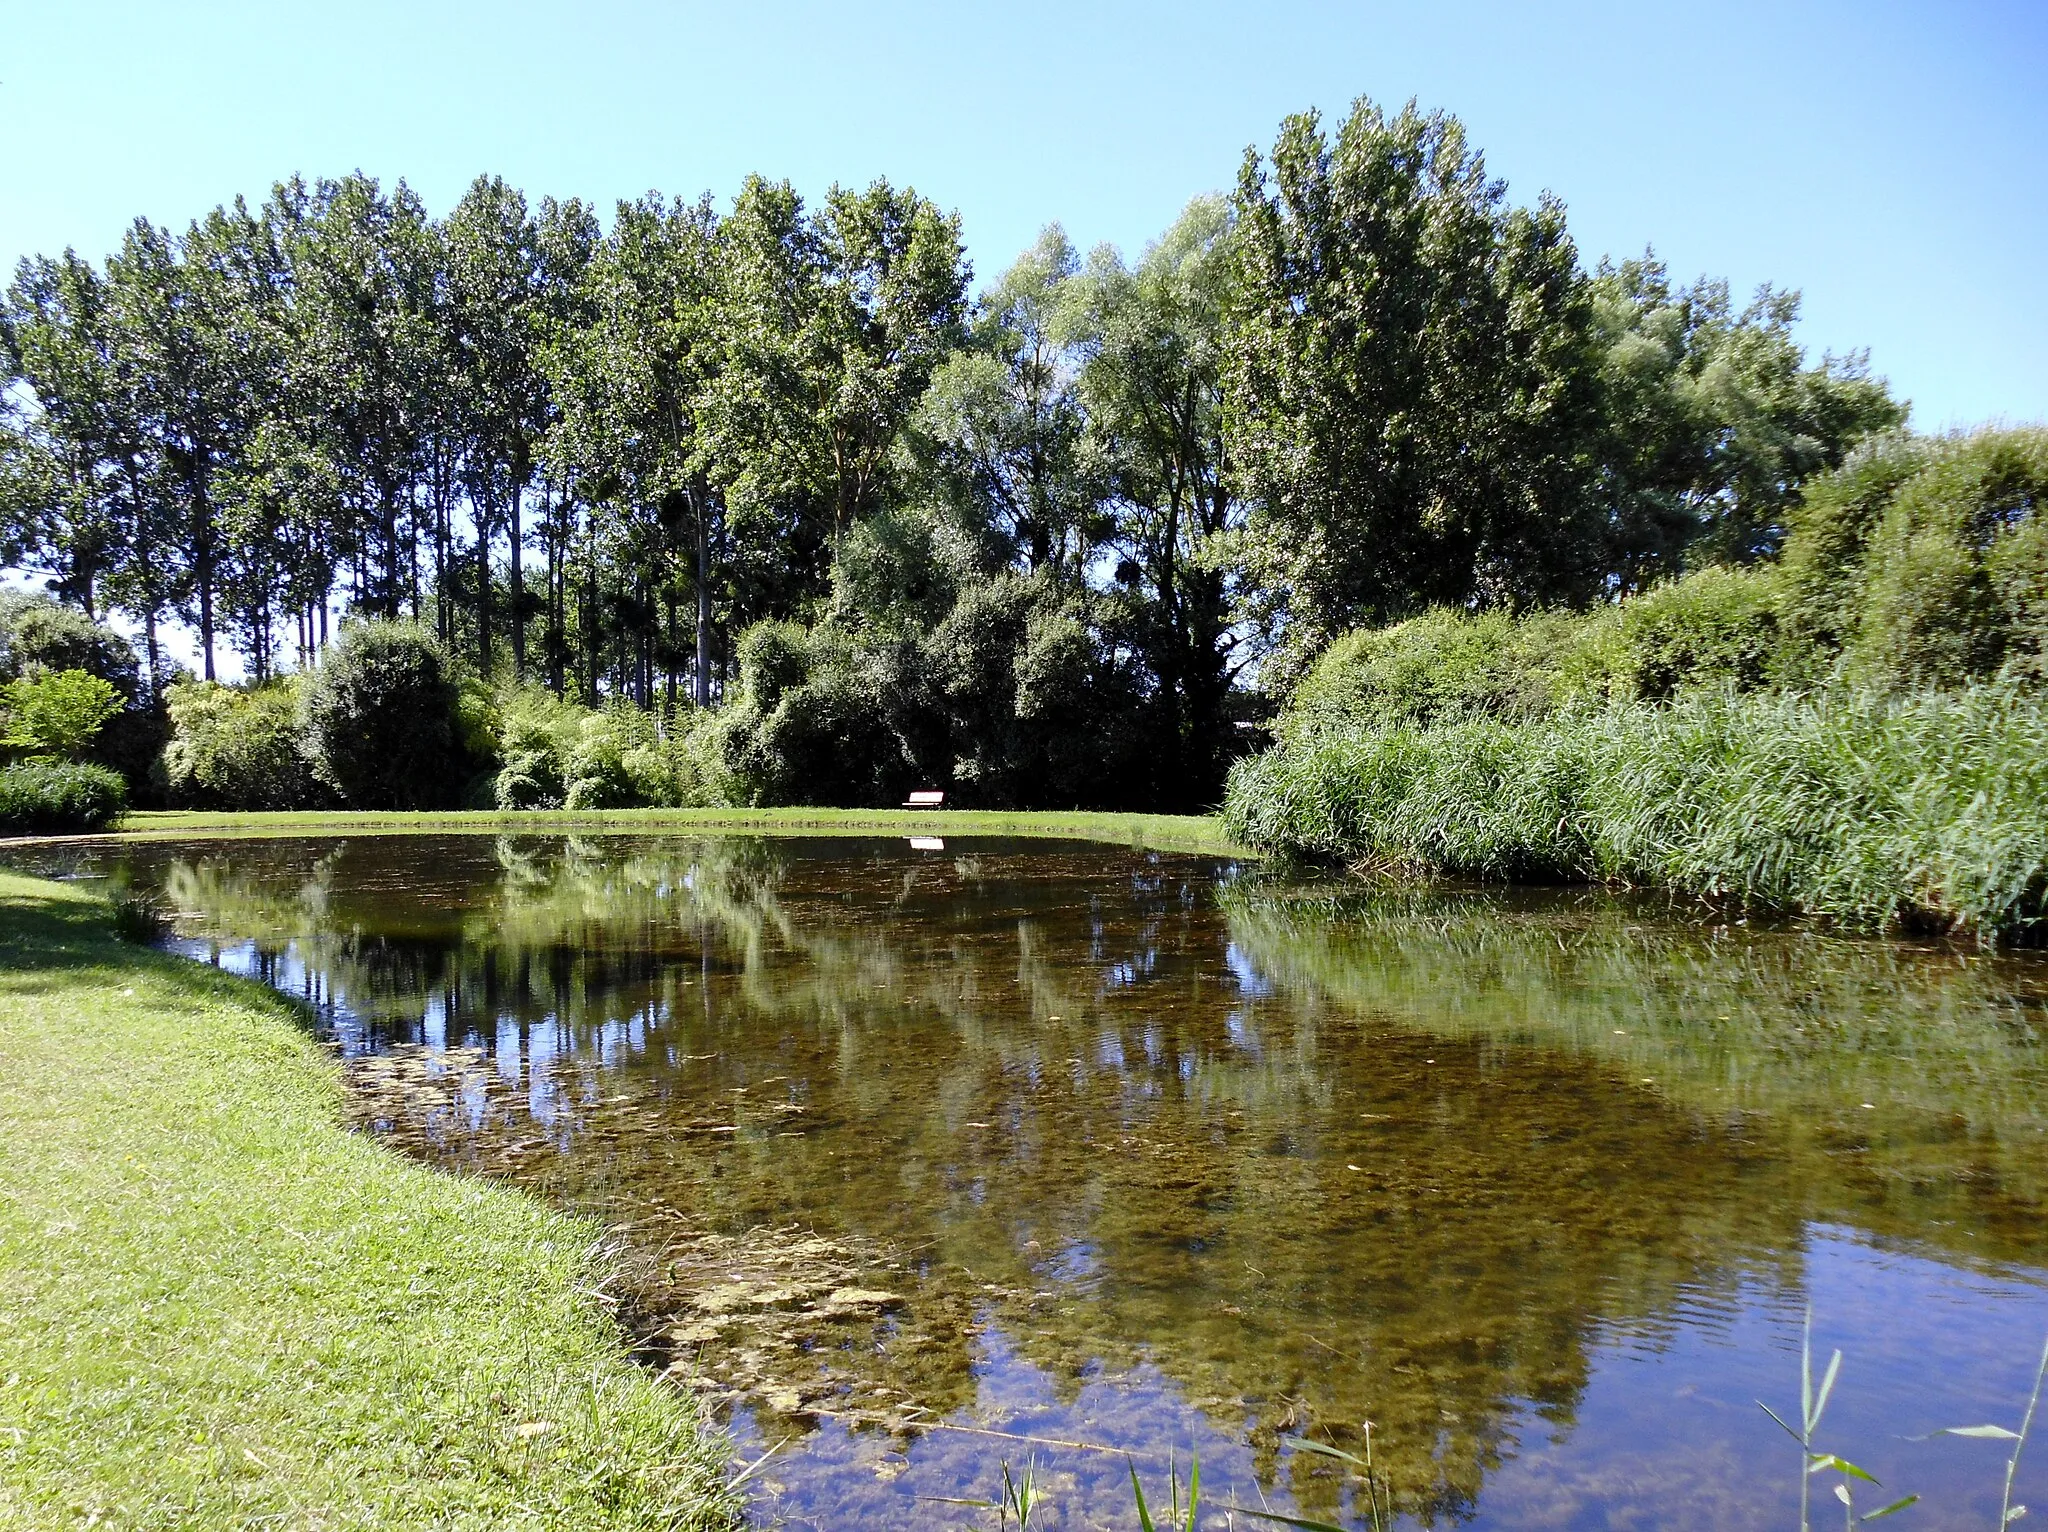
[1596,562,1782,701]
[1284,608,1571,736]
[0,759,127,832]
[1849,427,2048,687]
[1282,566,1783,740]
[161,679,326,810]
[713,566,1151,810]
[0,669,122,760]
[1588,259,1905,573]
[1,99,1926,812]
[0,595,141,698]
[1226,686,2048,941]
[298,621,469,810]
[1225,99,1607,665]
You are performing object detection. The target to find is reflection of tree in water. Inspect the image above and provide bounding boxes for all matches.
[109,835,2048,1526]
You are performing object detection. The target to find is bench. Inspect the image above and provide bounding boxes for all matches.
[903,790,945,809]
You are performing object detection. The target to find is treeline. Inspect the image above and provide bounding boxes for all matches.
[2,97,1906,812]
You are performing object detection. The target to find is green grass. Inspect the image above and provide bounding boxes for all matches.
[49,806,1248,858]
[0,872,739,1531]
[1225,685,2048,941]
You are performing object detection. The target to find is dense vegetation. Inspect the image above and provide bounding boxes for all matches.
[3,96,1909,814]
[1225,427,2048,939]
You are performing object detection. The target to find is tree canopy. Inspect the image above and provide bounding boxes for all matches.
[0,94,1915,809]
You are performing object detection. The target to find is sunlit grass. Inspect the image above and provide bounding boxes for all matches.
[0,872,738,1530]
[54,806,1250,858]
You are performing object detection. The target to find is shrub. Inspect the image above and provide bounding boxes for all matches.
[490,686,585,810]
[1,669,123,760]
[0,596,142,697]
[0,760,128,834]
[0,595,165,790]
[1283,607,1568,737]
[1850,427,2048,687]
[1278,569,1782,743]
[161,680,327,811]
[1592,563,1781,701]
[299,621,468,810]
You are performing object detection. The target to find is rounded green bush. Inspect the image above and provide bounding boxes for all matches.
[299,622,468,810]
[0,760,128,833]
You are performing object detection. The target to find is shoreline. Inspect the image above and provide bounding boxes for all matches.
[5,805,1251,858]
[0,871,740,1530]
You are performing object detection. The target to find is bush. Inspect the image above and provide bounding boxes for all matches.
[0,595,166,791]
[1593,563,1781,701]
[299,621,468,810]
[1283,607,1570,737]
[0,760,128,833]
[1224,685,2048,942]
[0,596,142,697]
[1279,568,1782,743]
[1849,427,2048,687]
[161,680,327,810]
[1,669,123,760]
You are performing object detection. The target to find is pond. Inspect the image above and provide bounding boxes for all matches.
[17,832,2048,1529]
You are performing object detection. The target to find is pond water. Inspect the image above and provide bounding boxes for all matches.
[17,832,2048,1529]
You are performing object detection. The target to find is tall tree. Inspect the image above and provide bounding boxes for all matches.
[913,224,1098,576]
[543,192,722,703]
[0,252,137,623]
[1068,196,1245,805]
[1590,255,1905,574]
[287,174,439,624]
[712,176,970,602]
[1225,98,1605,674]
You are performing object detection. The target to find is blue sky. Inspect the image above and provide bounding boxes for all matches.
[3,0,2044,429]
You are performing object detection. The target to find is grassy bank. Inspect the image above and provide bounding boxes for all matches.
[1224,686,2048,941]
[59,806,1247,857]
[0,872,737,1530]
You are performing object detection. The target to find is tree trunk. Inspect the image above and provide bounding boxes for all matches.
[694,484,713,708]
[508,481,525,678]
[142,609,162,704]
[476,509,493,677]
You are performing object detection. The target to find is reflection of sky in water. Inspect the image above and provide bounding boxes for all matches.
[726,1229,2048,1531]
[1476,1230,2048,1532]
[40,837,2048,1529]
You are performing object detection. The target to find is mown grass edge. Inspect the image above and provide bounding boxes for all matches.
[0,871,740,1531]
[10,806,1252,859]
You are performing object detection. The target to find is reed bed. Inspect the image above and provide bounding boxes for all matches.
[1223,686,2048,941]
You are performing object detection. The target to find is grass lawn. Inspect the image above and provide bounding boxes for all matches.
[0,872,739,1531]
[89,806,1249,857]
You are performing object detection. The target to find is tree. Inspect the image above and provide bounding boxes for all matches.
[1,669,122,760]
[913,225,1098,576]
[543,193,721,705]
[286,174,440,624]
[1067,196,1245,806]
[0,252,137,622]
[711,176,970,591]
[1225,98,1606,676]
[1590,255,1905,577]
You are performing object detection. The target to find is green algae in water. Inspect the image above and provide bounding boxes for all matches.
[23,832,2048,1529]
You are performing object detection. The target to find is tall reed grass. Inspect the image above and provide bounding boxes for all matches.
[1223,686,2048,942]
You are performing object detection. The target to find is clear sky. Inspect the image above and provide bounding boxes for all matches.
[3,0,2045,430]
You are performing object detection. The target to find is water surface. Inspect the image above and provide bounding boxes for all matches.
[18,833,2048,1529]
